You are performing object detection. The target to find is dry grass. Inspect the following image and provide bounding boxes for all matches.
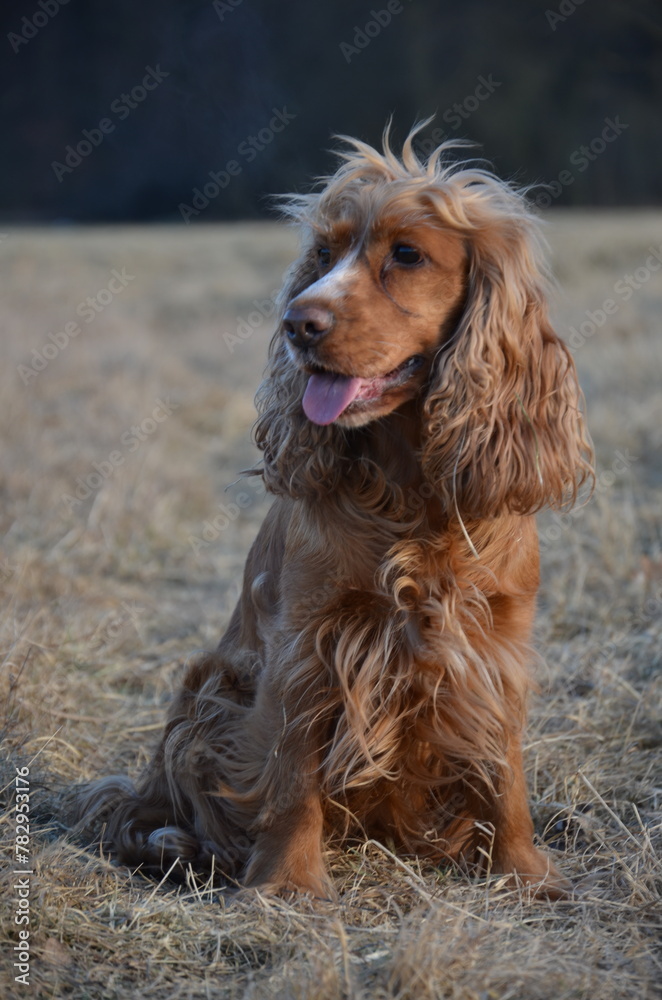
[1,212,661,999]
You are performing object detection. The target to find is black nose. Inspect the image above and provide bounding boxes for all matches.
[282,306,335,349]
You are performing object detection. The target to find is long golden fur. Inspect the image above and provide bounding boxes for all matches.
[78,124,593,899]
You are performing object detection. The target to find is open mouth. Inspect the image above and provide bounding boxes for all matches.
[302,355,425,425]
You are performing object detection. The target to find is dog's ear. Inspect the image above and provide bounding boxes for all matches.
[422,217,594,519]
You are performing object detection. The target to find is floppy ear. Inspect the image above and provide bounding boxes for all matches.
[421,221,594,519]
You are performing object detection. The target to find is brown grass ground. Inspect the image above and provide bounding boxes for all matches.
[1,213,661,999]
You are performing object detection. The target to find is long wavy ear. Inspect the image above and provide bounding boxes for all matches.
[421,214,594,519]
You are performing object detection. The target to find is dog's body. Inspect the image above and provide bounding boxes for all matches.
[82,126,592,898]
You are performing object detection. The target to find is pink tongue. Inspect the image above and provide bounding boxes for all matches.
[302,372,363,425]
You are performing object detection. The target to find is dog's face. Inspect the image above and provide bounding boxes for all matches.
[282,217,468,427]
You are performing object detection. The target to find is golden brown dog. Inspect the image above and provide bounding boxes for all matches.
[80,124,593,899]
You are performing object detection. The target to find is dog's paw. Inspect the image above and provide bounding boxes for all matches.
[495,846,571,900]
[243,847,336,901]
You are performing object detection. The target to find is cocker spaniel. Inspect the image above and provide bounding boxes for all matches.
[81,124,593,899]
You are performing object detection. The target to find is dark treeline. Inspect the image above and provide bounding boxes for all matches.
[2,0,661,222]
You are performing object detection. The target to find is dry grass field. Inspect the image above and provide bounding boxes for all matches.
[1,213,661,999]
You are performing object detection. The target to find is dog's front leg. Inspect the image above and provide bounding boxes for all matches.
[488,733,571,899]
[241,656,334,898]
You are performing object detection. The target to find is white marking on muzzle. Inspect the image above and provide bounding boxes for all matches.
[293,251,361,306]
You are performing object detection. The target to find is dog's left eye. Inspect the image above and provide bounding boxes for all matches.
[317,247,331,266]
[392,244,422,265]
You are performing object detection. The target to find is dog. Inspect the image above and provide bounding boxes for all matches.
[80,124,593,899]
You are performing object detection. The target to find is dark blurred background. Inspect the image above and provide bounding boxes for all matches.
[2,0,661,223]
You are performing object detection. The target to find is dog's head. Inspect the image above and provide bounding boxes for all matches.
[255,123,593,516]
[280,200,467,429]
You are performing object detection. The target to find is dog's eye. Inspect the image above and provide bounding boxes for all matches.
[392,244,422,265]
[317,247,331,266]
